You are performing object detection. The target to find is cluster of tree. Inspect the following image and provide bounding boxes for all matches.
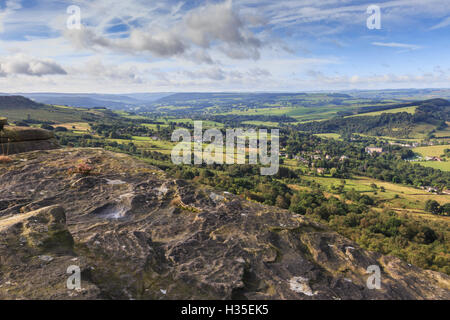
[168,164,294,207]
[285,188,448,274]
[288,134,446,187]
[330,209,448,274]
[424,200,450,216]
[281,129,450,189]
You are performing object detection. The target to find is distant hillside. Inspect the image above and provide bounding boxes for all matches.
[0,95,113,123]
[152,92,344,106]
[295,98,450,138]
[0,95,46,110]
[12,93,173,110]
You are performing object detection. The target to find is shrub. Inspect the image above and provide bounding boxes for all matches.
[68,162,94,175]
[55,126,68,132]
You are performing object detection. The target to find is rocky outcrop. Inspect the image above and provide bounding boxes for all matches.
[0,205,100,299]
[0,148,449,300]
[0,122,59,155]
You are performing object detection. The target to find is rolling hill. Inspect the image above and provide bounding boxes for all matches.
[0,95,114,123]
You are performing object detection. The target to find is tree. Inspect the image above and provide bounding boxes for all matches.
[440,203,450,216]
[425,200,441,215]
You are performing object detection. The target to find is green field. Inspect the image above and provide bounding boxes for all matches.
[413,145,449,157]
[349,106,418,117]
[415,161,450,172]
[313,133,342,140]
[298,175,450,211]
[241,121,280,127]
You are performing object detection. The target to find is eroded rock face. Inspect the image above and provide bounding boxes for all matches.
[0,125,59,155]
[0,148,449,300]
[0,205,100,299]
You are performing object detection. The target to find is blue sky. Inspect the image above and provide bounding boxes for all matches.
[0,0,449,93]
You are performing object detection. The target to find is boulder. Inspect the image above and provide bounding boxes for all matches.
[0,205,101,299]
[0,125,59,155]
[0,205,74,254]
[1,125,54,142]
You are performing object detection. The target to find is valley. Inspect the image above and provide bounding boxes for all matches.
[1,91,448,279]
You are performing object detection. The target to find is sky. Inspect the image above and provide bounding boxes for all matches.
[0,0,450,93]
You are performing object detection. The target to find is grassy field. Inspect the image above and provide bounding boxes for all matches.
[53,122,91,131]
[349,106,417,117]
[299,175,449,211]
[413,144,450,171]
[415,161,450,172]
[241,121,280,127]
[313,133,342,140]
[413,145,449,157]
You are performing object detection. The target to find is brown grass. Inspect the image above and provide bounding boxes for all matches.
[0,155,12,164]
[68,162,94,175]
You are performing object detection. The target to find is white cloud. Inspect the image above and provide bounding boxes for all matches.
[371,42,422,51]
[0,54,67,77]
[0,0,449,92]
[0,0,22,33]
[64,0,262,61]
[430,16,450,30]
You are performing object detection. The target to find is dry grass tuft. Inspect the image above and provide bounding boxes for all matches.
[0,155,12,164]
[68,162,94,175]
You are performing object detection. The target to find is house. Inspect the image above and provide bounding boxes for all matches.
[339,155,349,161]
[389,142,412,148]
[426,187,439,194]
[365,147,383,154]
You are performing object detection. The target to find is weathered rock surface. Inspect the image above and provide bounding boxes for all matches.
[0,148,449,300]
[0,125,59,155]
[0,205,100,299]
